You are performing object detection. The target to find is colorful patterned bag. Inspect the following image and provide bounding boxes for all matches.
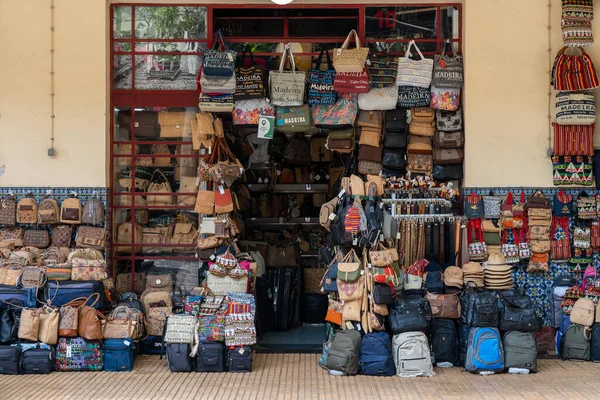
[430,86,460,111]
[307,47,337,105]
[552,155,594,186]
[232,98,274,126]
[198,313,225,342]
[55,337,104,371]
[312,93,358,129]
[553,123,594,156]
[368,56,398,88]
[552,46,599,91]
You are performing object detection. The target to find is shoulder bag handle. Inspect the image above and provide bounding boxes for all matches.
[314,45,333,71]
[149,168,170,185]
[79,292,101,309]
[278,43,297,73]
[440,39,458,58]
[210,29,229,51]
[238,44,255,67]
[405,40,425,61]
[340,29,362,50]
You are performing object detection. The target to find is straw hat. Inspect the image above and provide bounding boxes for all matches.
[444,266,463,288]
[486,253,507,266]
[463,262,483,275]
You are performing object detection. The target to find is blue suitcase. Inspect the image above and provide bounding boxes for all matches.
[45,281,106,310]
[104,339,135,372]
[0,285,37,308]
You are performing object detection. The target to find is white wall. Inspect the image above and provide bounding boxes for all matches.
[0,0,592,188]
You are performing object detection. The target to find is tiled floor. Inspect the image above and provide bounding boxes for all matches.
[1,354,600,400]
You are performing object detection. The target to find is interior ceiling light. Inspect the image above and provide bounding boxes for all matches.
[271,0,294,4]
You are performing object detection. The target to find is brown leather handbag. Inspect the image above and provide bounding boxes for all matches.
[59,297,87,337]
[78,293,105,340]
[433,148,464,164]
[426,292,461,319]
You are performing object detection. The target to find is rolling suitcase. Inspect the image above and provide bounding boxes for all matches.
[166,343,193,372]
[139,335,164,355]
[196,342,225,372]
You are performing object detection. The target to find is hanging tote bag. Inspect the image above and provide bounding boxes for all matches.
[430,86,460,111]
[368,56,398,88]
[269,44,306,107]
[552,123,594,156]
[333,29,370,73]
[307,46,337,105]
[552,46,599,91]
[432,40,463,89]
[396,41,434,88]
[333,68,370,94]
[312,93,358,129]
[202,30,237,77]
[555,91,595,125]
[358,86,398,111]
[232,98,275,126]
[235,45,266,101]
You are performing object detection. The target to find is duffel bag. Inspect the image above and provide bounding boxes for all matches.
[45,281,105,310]
[21,346,54,374]
[388,297,432,334]
[499,303,541,332]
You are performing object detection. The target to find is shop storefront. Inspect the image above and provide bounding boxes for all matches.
[0,0,600,379]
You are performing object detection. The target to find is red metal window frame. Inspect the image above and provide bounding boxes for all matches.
[109,3,463,272]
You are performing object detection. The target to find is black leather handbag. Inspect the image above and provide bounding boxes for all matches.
[372,284,394,305]
[385,109,408,132]
[382,149,406,169]
[461,290,499,327]
[388,297,432,334]
[0,303,20,344]
[383,131,408,149]
[432,164,463,181]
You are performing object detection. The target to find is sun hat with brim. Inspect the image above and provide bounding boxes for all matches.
[484,264,513,273]
[485,277,513,283]
[444,266,463,284]
[463,262,483,273]
[486,253,507,266]
[484,269,513,276]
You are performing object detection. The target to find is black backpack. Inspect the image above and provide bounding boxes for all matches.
[283,133,311,165]
[388,296,432,334]
[359,198,383,247]
[499,297,541,333]
[460,290,499,327]
[430,319,458,366]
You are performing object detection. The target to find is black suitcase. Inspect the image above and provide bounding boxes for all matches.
[21,348,54,374]
[166,343,193,372]
[302,293,328,324]
[268,267,298,331]
[0,345,20,375]
[196,342,225,372]
[255,275,273,336]
[227,345,252,372]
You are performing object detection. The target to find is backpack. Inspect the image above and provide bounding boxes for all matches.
[118,292,143,313]
[0,301,20,344]
[392,331,435,377]
[60,197,82,224]
[561,324,591,361]
[499,297,541,333]
[268,132,286,158]
[571,298,595,327]
[591,324,600,362]
[325,329,361,375]
[310,135,332,163]
[358,332,395,376]
[460,290,499,327]
[430,319,458,367]
[283,133,311,165]
[388,297,432,335]
[17,196,39,224]
[556,313,572,356]
[503,331,537,372]
[141,290,172,315]
[38,197,60,224]
[465,327,504,373]
[82,198,105,226]
[0,196,17,226]
[458,323,470,367]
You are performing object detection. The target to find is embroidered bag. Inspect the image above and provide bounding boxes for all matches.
[561,18,594,47]
[465,192,484,219]
[430,86,460,111]
[552,155,594,186]
[483,195,503,219]
[436,109,462,131]
[358,86,399,111]
[552,46,599,91]
[368,56,398,88]
[554,191,574,217]
[578,193,597,219]
[551,221,571,261]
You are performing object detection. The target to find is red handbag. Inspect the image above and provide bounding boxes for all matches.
[551,217,571,261]
[214,188,233,214]
[552,123,594,156]
[333,68,370,93]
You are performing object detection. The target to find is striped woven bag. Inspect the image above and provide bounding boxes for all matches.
[552,46,599,91]
[552,123,594,156]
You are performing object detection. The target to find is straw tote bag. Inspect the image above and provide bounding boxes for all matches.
[333,30,370,73]
[269,44,306,107]
[396,40,434,88]
[146,170,174,206]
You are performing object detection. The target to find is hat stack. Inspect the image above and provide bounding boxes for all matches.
[483,253,514,290]
[444,266,464,293]
[462,262,484,288]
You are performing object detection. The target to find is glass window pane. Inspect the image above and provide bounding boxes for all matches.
[134,55,201,90]
[288,17,357,38]
[113,56,132,89]
[114,42,132,52]
[366,41,437,55]
[135,42,206,53]
[134,6,207,40]
[114,108,132,140]
[113,6,132,39]
[366,6,438,40]
[214,17,284,38]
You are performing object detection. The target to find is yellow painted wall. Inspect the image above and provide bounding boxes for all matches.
[0,0,592,187]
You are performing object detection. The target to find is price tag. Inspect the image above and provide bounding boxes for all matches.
[368,263,372,269]
[315,175,321,181]
[208,146,212,154]
[258,177,263,183]
[337,49,342,56]
[396,232,401,239]
[325,174,330,179]
[276,169,281,176]
[238,347,245,355]
[305,217,310,222]
[353,238,358,246]
[305,184,311,191]
[124,340,131,346]
[380,234,384,242]
[218,186,225,195]
[356,323,362,331]
[380,202,383,209]
[360,270,364,276]
[264,177,269,184]
[228,53,234,62]
[239,167,244,174]
[338,189,345,198]
[257,115,275,139]
[66,345,72,358]
[209,254,216,261]
[328,213,336,221]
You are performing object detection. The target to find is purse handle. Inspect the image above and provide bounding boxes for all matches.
[440,39,458,58]
[238,44,256,67]
[314,45,333,71]
[405,40,425,61]
[78,292,101,310]
[278,43,297,73]
[340,29,362,50]
[210,29,229,51]
[149,169,170,185]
